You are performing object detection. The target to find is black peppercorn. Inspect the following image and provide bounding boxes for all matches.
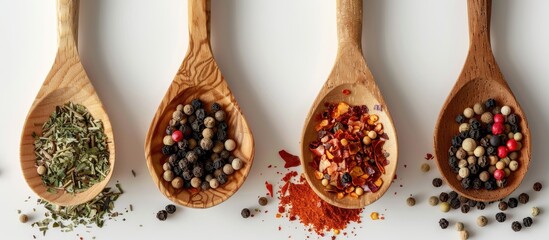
[177,150,187,159]
[477,202,486,210]
[480,137,490,148]
[433,178,443,188]
[498,201,508,211]
[193,165,204,178]
[178,139,189,150]
[518,193,529,204]
[533,182,543,191]
[461,204,470,214]
[220,150,231,159]
[258,197,268,206]
[468,164,480,175]
[496,212,506,222]
[512,221,522,232]
[166,126,175,135]
[182,170,192,181]
[162,145,173,155]
[490,135,502,146]
[178,158,189,170]
[472,178,483,190]
[486,146,496,156]
[179,124,192,137]
[448,146,457,156]
[217,173,228,185]
[241,208,251,218]
[456,114,466,123]
[191,98,202,109]
[195,108,206,121]
[511,124,521,133]
[451,198,461,210]
[211,102,221,112]
[439,192,449,202]
[205,161,214,173]
[523,217,533,227]
[213,159,224,169]
[458,195,469,204]
[341,172,352,185]
[461,177,472,189]
[485,178,497,190]
[507,113,519,125]
[448,191,457,200]
[218,121,228,130]
[485,98,496,109]
[459,131,469,139]
[468,200,478,208]
[508,198,518,208]
[439,218,449,229]
[452,136,463,148]
[156,210,168,221]
[165,204,177,214]
[172,165,183,177]
[216,129,228,141]
[191,120,203,133]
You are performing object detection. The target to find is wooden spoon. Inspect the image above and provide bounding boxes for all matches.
[144,0,254,208]
[434,0,531,202]
[19,0,115,206]
[300,0,398,209]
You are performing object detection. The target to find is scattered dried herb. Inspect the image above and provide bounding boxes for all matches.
[278,150,300,168]
[265,181,273,197]
[33,102,110,194]
[31,184,123,235]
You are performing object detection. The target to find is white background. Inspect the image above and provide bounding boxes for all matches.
[1,0,548,239]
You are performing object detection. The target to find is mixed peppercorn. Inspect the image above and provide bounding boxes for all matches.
[309,102,389,199]
[449,98,525,191]
[160,99,244,192]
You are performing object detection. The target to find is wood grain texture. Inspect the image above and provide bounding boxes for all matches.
[300,0,398,209]
[434,0,531,202]
[144,0,254,208]
[19,0,115,207]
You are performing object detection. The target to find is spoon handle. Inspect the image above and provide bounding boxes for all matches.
[56,0,79,59]
[467,0,491,48]
[337,0,363,50]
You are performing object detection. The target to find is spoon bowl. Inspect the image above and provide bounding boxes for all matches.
[144,0,254,208]
[20,0,115,206]
[434,0,531,202]
[300,0,398,209]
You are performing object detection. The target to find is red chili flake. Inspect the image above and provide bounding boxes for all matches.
[342,89,351,95]
[278,226,281,231]
[425,153,434,160]
[268,165,272,168]
[265,181,274,197]
[278,206,285,213]
[279,150,301,168]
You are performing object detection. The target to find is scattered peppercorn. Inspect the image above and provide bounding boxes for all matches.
[477,216,488,227]
[477,202,486,210]
[450,198,461,210]
[496,212,506,222]
[523,217,533,227]
[406,197,416,207]
[533,182,542,191]
[459,230,469,240]
[448,191,458,200]
[165,204,176,214]
[518,193,529,204]
[440,202,450,213]
[241,208,251,218]
[461,204,470,214]
[439,192,449,202]
[19,214,28,223]
[258,197,268,206]
[433,178,443,187]
[421,163,430,173]
[508,198,518,208]
[512,221,522,232]
[429,196,439,206]
[531,207,540,217]
[156,210,168,221]
[498,201,508,211]
[468,200,478,208]
[455,222,464,231]
[439,218,449,229]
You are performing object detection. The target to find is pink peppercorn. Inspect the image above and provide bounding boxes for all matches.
[172,130,184,142]
[492,123,505,135]
[494,169,505,180]
[497,146,509,158]
[493,113,505,123]
[506,139,518,152]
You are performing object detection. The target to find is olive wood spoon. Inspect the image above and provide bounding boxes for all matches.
[19,0,115,206]
[434,0,531,202]
[144,0,254,208]
[300,0,398,209]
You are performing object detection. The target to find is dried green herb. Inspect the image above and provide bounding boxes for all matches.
[31,184,123,235]
[33,102,110,194]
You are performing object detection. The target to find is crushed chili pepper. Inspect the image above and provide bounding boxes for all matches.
[342,89,351,95]
[279,150,301,168]
[265,181,274,197]
[278,171,362,236]
[425,153,434,160]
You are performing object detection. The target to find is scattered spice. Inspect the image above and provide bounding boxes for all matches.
[508,198,518,208]
[459,230,469,240]
[428,196,439,206]
[406,197,416,207]
[512,221,522,232]
[265,181,274,197]
[258,197,268,206]
[425,153,434,160]
[420,163,430,173]
[342,89,351,95]
[531,207,540,217]
[439,192,449,202]
[496,212,506,222]
[33,102,110,194]
[370,212,379,220]
[278,150,300,168]
[498,201,508,211]
[19,214,28,223]
[460,204,470,214]
[440,202,450,213]
[156,210,168,221]
[476,216,488,227]
[439,218,449,229]
[455,222,464,231]
[165,204,176,214]
[523,217,533,227]
[131,170,136,177]
[432,178,443,187]
[278,171,362,236]
[533,182,542,191]
[241,208,251,218]
[518,193,529,204]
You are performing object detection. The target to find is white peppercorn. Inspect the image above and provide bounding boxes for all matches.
[514,132,523,141]
[496,161,506,170]
[367,131,377,139]
[532,207,540,217]
[225,139,236,151]
[459,168,470,178]
[477,216,488,227]
[458,160,468,169]
[205,174,213,182]
[355,187,364,196]
[37,165,47,175]
[172,110,184,121]
[473,103,484,115]
[456,148,467,160]
[464,107,474,118]
[200,138,214,150]
[459,123,470,133]
[455,222,464,231]
[223,163,235,175]
[501,105,511,116]
[191,177,202,188]
[163,170,175,182]
[163,135,175,146]
[214,169,223,178]
[504,168,511,177]
[188,138,197,149]
[204,116,216,128]
[209,178,220,189]
[462,138,477,152]
[501,157,511,165]
[509,161,519,171]
[321,178,329,186]
[429,196,439,206]
[214,110,226,122]
[479,171,490,182]
[489,156,498,165]
[202,128,214,139]
[172,177,184,189]
[481,112,494,124]
[176,104,184,112]
[460,230,469,240]
[232,158,243,170]
[163,162,171,171]
[473,146,485,157]
[509,151,519,160]
[183,104,194,115]
[488,165,496,174]
[420,163,430,173]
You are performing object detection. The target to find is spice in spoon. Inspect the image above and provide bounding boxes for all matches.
[33,102,110,194]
